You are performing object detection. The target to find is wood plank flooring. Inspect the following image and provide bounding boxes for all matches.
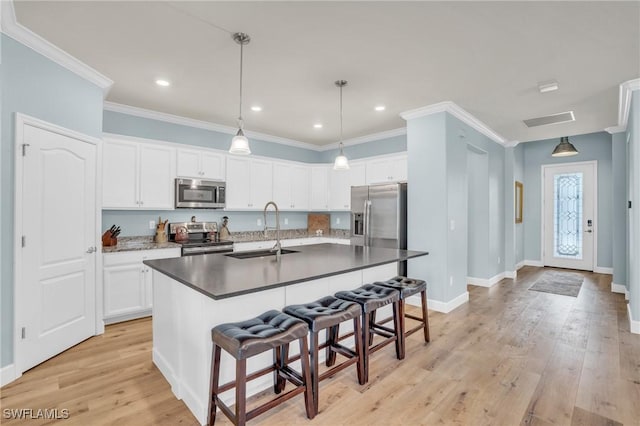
[1,266,638,425]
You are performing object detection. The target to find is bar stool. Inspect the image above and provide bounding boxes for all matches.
[375,276,430,358]
[284,296,364,414]
[208,310,315,426]
[335,284,402,383]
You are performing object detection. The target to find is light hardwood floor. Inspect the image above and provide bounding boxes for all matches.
[1,266,638,425]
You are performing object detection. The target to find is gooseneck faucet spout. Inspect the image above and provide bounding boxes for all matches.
[263,201,282,261]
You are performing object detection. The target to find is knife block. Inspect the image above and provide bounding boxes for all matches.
[155,230,168,243]
[102,231,117,247]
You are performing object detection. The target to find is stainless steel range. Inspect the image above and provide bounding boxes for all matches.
[168,221,234,256]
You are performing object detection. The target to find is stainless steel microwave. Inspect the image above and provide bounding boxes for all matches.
[175,178,226,209]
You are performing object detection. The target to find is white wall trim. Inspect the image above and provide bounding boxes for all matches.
[1,364,19,387]
[524,259,544,267]
[0,0,113,93]
[611,283,626,294]
[467,272,507,288]
[400,101,510,146]
[594,267,613,275]
[625,288,630,301]
[505,270,517,279]
[628,303,640,335]
[607,79,640,133]
[516,260,526,270]
[407,291,469,313]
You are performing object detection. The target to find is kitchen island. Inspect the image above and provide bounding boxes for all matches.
[144,243,428,425]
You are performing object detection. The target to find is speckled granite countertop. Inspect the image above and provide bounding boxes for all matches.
[103,230,350,254]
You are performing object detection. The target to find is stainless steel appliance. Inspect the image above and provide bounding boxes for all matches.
[169,221,234,256]
[175,178,226,209]
[351,182,407,274]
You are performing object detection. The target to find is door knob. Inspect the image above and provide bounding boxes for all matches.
[86,246,96,253]
[584,230,593,233]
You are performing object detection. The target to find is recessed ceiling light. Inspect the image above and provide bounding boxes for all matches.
[538,80,559,93]
[155,79,170,87]
[251,106,262,112]
[313,123,323,129]
[375,105,386,111]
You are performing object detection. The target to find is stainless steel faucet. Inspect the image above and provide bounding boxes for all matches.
[263,201,282,261]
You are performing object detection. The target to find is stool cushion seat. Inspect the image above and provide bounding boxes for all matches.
[335,284,400,313]
[284,296,362,332]
[375,276,427,299]
[212,310,308,359]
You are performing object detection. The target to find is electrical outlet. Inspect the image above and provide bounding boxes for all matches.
[498,256,501,264]
[336,217,341,225]
[450,220,455,230]
[284,217,289,225]
[257,218,262,227]
[149,220,156,230]
[449,276,453,286]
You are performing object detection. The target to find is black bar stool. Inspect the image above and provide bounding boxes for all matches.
[334,284,402,383]
[284,296,364,414]
[375,276,430,357]
[208,310,315,426]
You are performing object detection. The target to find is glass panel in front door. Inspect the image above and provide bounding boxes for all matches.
[553,172,583,259]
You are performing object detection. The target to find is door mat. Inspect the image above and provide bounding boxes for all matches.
[528,270,584,297]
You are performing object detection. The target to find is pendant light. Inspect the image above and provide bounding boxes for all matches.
[229,32,251,155]
[333,80,350,170]
[551,136,579,157]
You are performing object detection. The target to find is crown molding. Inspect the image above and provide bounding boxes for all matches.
[104,101,323,151]
[611,78,640,132]
[0,0,113,93]
[317,127,407,151]
[400,101,509,146]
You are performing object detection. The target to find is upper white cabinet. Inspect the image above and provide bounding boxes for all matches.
[365,155,407,184]
[329,162,366,210]
[103,139,175,209]
[226,157,273,209]
[310,165,329,211]
[176,148,225,180]
[273,162,310,210]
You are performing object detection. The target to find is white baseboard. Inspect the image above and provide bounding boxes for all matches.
[611,283,627,294]
[627,304,640,335]
[467,272,506,288]
[524,259,544,267]
[407,291,469,313]
[626,289,630,301]
[516,261,525,270]
[505,270,517,279]
[593,266,613,275]
[1,364,18,387]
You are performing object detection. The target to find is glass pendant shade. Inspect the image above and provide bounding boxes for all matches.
[333,150,350,170]
[551,136,579,157]
[229,129,251,155]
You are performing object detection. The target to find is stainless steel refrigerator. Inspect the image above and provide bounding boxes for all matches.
[351,182,408,275]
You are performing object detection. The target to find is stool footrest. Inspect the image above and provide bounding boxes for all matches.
[369,336,398,354]
[218,364,276,394]
[371,324,395,337]
[329,344,357,360]
[278,365,304,387]
[405,313,424,322]
[319,356,359,381]
[246,386,307,421]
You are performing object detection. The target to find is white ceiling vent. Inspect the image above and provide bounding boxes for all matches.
[523,111,575,127]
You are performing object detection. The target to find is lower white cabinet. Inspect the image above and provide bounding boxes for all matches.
[103,248,181,324]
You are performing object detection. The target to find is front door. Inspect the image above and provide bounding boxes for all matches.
[543,162,596,271]
[17,116,97,372]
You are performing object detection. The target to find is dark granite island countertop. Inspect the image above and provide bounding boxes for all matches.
[144,243,428,300]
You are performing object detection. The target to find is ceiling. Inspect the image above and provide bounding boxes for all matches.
[13,1,640,146]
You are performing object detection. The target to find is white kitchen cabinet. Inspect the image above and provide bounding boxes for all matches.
[103,138,175,209]
[365,155,407,184]
[273,162,310,210]
[103,248,181,324]
[177,148,225,180]
[226,157,273,209]
[329,162,365,210]
[310,166,329,210]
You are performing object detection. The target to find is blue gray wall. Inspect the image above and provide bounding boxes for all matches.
[467,147,489,278]
[626,91,639,321]
[612,132,627,288]
[514,144,525,265]
[522,132,613,268]
[0,34,105,367]
[317,134,407,163]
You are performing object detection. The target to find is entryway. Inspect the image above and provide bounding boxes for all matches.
[542,161,597,271]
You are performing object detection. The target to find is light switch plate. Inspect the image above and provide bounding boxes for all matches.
[149,220,156,230]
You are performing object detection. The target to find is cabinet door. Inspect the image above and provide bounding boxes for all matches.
[389,156,407,181]
[290,166,310,210]
[349,163,366,187]
[310,166,329,210]
[225,156,252,208]
[365,158,390,184]
[272,163,293,209]
[103,263,145,317]
[329,169,350,210]
[250,159,273,209]
[176,149,201,178]
[201,151,226,180]
[139,145,175,209]
[103,140,138,208]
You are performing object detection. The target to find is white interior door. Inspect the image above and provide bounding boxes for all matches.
[18,119,97,372]
[543,162,596,270]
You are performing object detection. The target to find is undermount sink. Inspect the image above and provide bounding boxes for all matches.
[225,249,299,260]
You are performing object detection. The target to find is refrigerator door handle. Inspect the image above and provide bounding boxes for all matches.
[364,200,372,246]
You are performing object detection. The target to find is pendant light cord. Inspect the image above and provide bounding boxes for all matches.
[339,83,344,153]
[238,41,244,129]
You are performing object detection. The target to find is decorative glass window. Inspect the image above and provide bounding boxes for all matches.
[553,173,583,259]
